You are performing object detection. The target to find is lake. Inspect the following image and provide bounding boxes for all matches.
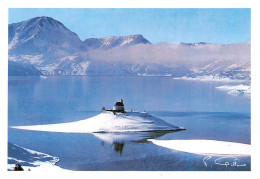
[8,76,251,171]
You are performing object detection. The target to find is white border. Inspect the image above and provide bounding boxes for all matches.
[0,0,254,8]
[1,0,259,179]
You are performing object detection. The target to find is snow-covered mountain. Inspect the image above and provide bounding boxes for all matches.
[9,16,82,55]
[8,16,250,80]
[187,60,251,80]
[83,34,151,49]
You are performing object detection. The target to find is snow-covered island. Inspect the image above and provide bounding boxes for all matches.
[11,100,185,133]
[216,84,251,95]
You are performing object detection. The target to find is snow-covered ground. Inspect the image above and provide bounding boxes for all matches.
[148,139,250,156]
[173,75,245,82]
[8,143,65,171]
[137,73,172,77]
[216,84,251,95]
[11,111,184,133]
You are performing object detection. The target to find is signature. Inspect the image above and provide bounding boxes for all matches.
[203,156,247,168]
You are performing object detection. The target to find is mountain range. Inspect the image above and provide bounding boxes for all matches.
[8,16,250,80]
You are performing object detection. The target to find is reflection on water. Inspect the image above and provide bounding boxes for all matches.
[93,131,172,143]
[93,131,183,154]
[113,142,124,155]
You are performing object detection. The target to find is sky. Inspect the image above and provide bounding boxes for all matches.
[8,8,251,44]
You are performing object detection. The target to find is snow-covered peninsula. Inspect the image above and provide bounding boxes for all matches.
[11,111,184,133]
[173,75,246,82]
[8,143,64,171]
[11,99,184,133]
[148,139,250,156]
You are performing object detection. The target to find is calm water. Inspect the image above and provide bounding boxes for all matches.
[8,76,251,171]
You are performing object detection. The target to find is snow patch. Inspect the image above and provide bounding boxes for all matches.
[8,143,66,171]
[8,33,19,50]
[120,37,134,46]
[79,61,90,73]
[40,75,48,79]
[137,73,172,77]
[8,162,64,171]
[216,84,251,95]
[38,63,60,75]
[173,75,245,82]
[148,139,250,156]
[60,56,78,61]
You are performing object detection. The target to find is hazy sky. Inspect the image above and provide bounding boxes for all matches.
[9,8,251,44]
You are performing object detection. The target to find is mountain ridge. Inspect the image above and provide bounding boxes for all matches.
[8,16,250,80]
[83,34,151,49]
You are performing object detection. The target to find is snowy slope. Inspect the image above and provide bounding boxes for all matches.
[187,60,251,81]
[83,34,151,49]
[8,142,64,171]
[9,16,82,55]
[11,111,184,133]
